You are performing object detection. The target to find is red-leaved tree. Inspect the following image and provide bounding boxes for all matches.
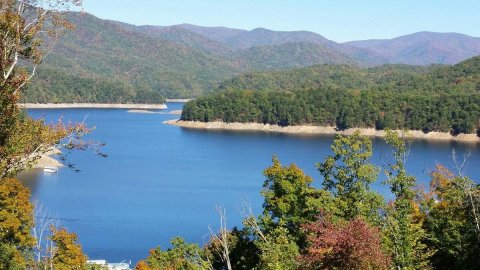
[300,217,390,270]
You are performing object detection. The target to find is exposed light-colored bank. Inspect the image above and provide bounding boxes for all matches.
[164,120,480,143]
[20,103,168,109]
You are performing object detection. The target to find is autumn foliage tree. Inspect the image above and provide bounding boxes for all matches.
[49,227,87,270]
[0,0,88,179]
[301,217,390,270]
[0,178,35,269]
[0,0,92,269]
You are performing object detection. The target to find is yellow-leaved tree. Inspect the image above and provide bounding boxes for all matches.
[0,0,92,268]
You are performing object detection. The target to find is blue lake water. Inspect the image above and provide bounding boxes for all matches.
[25,102,480,264]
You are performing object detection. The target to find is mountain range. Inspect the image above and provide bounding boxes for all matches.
[24,11,480,102]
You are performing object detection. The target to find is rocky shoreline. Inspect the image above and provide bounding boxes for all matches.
[164,120,480,143]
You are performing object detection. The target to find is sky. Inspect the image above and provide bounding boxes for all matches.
[81,0,480,42]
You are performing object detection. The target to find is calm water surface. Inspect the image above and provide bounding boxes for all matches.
[25,102,480,264]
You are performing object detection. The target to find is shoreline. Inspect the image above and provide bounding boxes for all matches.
[164,120,480,143]
[33,148,63,169]
[128,109,182,115]
[33,155,63,168]
[20,103,168,109]
[165,99,192,103]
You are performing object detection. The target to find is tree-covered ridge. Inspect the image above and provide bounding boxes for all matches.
[231,43,360,70]
[23,12,373,103]
[24,68,166,104]
[345,31,480,65]
[182,57,480,135]
[23,12,242,103]
[219,56,480,94]
[23,11,480,103]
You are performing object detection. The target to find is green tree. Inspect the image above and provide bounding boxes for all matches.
[261,156,335,243]
[383,131,433,269]
[205,227,259,270]
[423,165,480,269]
[316,131,384,224]
[256,227,299,270]
[138,237,211,270]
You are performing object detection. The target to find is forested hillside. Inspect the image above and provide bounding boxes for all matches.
[24,12,371,103]
[182,56,480,135]
[23,13,240,103]
[345,31,480,65]
[23,12,480,103]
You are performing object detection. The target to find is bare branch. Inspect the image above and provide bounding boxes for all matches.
[208,205,232,270]
[32,201,59,267]
[451,149,471,178]
[240,200,267,242]
[3,52,18,80]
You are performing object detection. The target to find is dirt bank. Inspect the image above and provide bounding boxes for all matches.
[164,120,479,143]
[32,148,63,168]
[20,103,168,109]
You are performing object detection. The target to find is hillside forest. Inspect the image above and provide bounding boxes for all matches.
[182,57,480,135]
[22,11,480,103]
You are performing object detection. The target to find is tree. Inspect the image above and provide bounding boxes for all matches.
[423,165,480,269]
[49,226,87,270]
[32,201,56,268]
[205,227,259,270]
[135,260,152,270]
[0,178,35,269]
[316,131,383,224]
[239,208,300,270]
[383,130,433,269]
[301,217,390,270]
[256,227,299,270]
[261,156,334,243]
[0,0,86,178]
[138,237,211,270]
[0,1,93,268]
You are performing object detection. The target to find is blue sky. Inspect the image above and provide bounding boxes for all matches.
[82,0,480,42]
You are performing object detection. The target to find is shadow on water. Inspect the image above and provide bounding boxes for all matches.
[17,169,43,194]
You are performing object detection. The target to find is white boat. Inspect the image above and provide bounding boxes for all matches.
[43,166,58,173]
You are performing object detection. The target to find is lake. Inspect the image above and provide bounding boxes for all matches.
[25,102,480,264]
